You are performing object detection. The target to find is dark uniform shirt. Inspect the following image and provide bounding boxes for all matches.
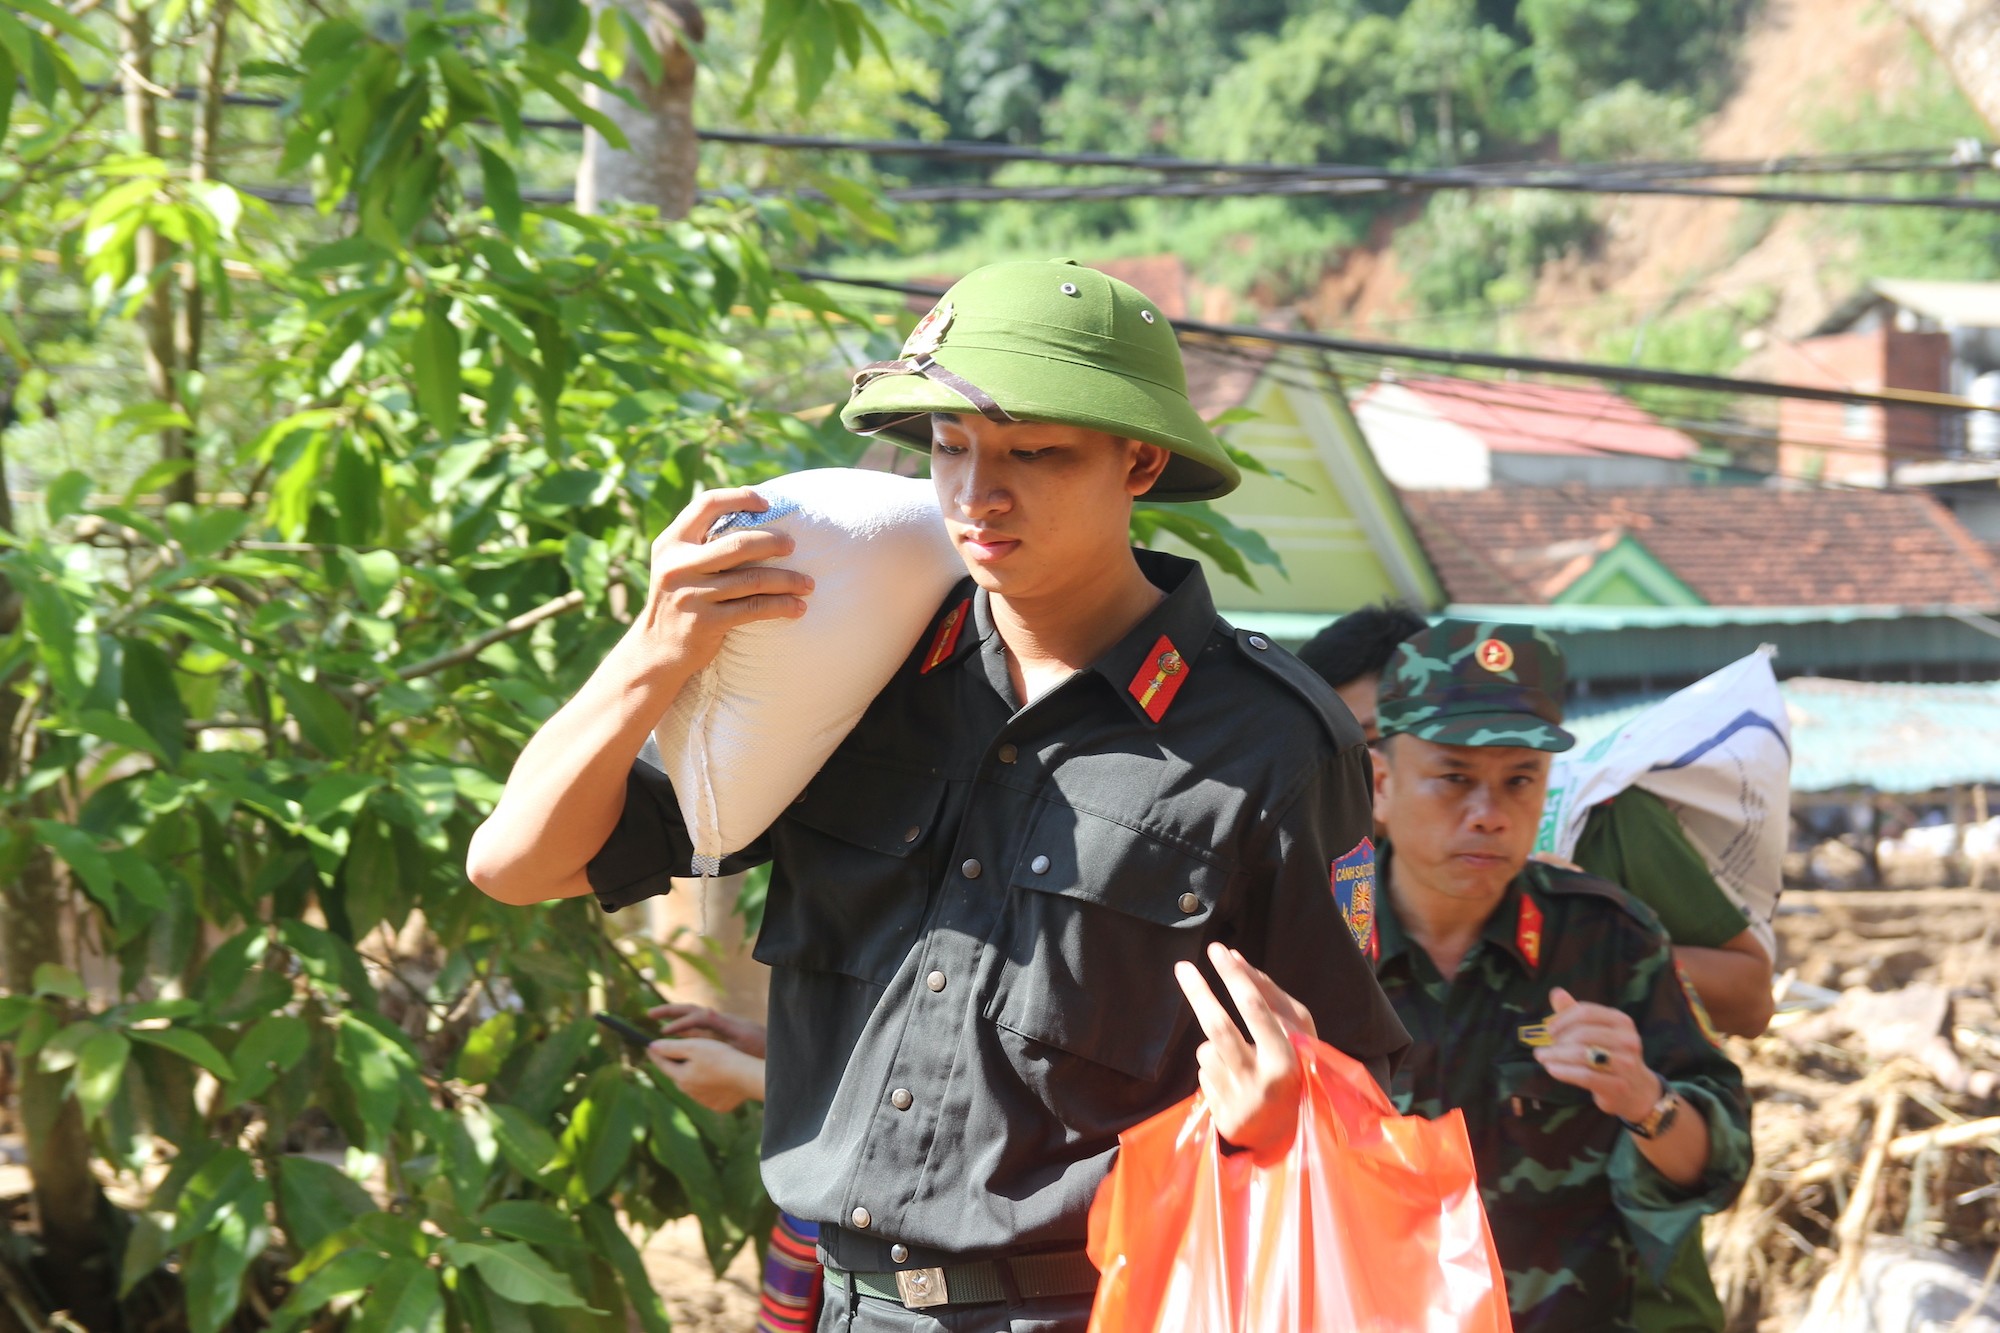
[1368,847,1751,1333]
[588,551,1409,1270]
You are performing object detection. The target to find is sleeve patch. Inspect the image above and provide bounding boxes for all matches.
[1675,957,1726,1048]
[1333,838,1378,962]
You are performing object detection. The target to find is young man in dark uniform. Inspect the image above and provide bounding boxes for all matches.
[466,259,1408,1331]
[1358,620,1751,1333]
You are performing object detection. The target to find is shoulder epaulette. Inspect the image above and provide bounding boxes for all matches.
[1222,622,1365,752]
[1529,861,1667,934]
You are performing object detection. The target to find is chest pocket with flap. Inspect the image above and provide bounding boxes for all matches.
[757,752,947,987]
[983,800,1230,1083]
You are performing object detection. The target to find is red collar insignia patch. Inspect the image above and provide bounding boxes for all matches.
[1128,635,1190,722]
[1515,892,1544,970]
[920,599,971,675]
[1333,838,1378,963]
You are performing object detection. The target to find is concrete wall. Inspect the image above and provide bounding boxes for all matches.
[1492,453,1695,488]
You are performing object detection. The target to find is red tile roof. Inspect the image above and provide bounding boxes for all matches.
[1357,376,1698,459]
[1401,486,2000,608]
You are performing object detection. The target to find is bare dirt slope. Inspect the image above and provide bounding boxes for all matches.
[1316,0,1930,355]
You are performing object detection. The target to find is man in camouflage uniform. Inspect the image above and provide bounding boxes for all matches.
[1350,619,1750,1333]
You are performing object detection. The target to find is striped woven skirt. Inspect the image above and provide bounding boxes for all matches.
[755,1211,824,1332]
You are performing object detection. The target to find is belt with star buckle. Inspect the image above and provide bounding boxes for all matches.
[824,1249,1099,1310]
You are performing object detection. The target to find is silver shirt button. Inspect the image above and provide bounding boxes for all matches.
[926,970,947,992]
[851,1206,871,1229]
[903,825,921,843]
[1031,855,1051,875]
[962,858,982,879]
[891,1244,910,1263]
[1178,892,1201,914]
[1248,634,1269,650]
[891,1088,914,1111]
[998,743,1018,764]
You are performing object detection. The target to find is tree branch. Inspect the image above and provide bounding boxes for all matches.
[351,589,587,698]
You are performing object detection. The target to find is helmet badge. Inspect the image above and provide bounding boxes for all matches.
[1475,638,1515,673]
[902,301,954,359]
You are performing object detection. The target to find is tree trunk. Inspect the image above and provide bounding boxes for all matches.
[118,0,192,506]
[0,394,116,1329]
[575,0,704,217]
[1895,0,2000,135]
[172,0,232,456]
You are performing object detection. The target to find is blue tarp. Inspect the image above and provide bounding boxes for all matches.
[1570,678,2000,794]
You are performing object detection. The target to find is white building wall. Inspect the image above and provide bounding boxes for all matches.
[1352,384,1492,489]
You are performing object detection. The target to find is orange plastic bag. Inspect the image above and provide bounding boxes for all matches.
[1086,1033,1512,1333]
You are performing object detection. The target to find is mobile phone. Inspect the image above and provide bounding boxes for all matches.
[594,1011,654,1049]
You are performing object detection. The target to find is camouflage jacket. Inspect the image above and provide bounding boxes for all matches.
[1369,848,1752,1333]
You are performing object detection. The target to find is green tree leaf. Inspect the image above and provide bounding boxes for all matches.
[335,1014,408,1148]
[74,1030,131,1125]
[32,822,123,922]
[130,1026,237,1081]
[275,1155,377,1254]
[348,1258,445,1333]
[277,676,358,759]
[225,1013,312,1106]
[120,636,187,765]
[267,1251,389,1333]
[487,1102,567,1182]
[477,1200,583,1251]
[474,141,523,239]
[412,296,463,440]
[441,1239,599,1310]
[581,1205,672,1333]
[455,1011,519,1085]
[45,469,92,523]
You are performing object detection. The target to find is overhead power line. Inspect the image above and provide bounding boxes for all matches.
[92,84,2000,210]
[795,270,1985,418]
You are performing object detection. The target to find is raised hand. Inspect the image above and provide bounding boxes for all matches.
[1175,942,1315,1163]
[1534,986,1657,1122]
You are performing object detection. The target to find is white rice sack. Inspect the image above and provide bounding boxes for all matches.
[652,468,964,875]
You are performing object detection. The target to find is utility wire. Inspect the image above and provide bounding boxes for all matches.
[92,84,2000,209]
[1182,336,1942,490]
[798,270,1986,417]
[107,85,1983,179]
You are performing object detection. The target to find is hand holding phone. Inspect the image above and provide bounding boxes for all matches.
[594,1011,654,1048]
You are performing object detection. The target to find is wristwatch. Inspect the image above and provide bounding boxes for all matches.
[1619,1074,1681,1140]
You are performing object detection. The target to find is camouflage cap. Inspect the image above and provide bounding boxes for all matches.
[1376,619,1576,753]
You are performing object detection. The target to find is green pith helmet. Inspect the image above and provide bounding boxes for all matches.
[839,259,1241,502]
[1376,619,1576,753]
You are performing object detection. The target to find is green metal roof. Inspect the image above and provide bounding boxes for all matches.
[1570,678,2000,794]
[1222,603,2000,639]
[1220,604,2000,683]
[1445,603,2000,630]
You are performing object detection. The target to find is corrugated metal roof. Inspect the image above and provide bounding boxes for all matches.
[1873,279,2000,329]
[1570,678,2000,794]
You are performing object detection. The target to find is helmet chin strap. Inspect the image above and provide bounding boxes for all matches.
[849,355,1017,428]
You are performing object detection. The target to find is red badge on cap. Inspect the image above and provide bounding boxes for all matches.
[1127,635,1189,722]
[1476,637,1515,673]
[1516,892,1544,970]
[920,599,970,675]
